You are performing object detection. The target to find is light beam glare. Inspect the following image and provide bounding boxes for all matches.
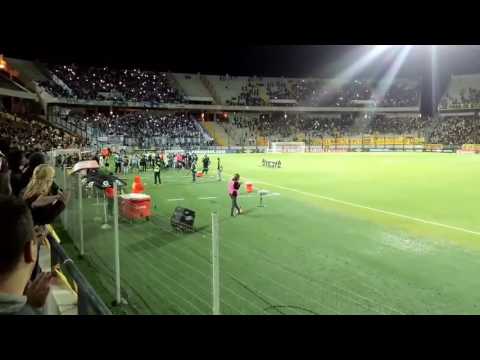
[372,45,413,107]
[335,45,394,85]
[314,45,397,105]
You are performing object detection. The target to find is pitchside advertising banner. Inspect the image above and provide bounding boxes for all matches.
[423,144,457,153]
[459,144,480,154]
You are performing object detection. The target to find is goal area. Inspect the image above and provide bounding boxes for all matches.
[268,142,306,153]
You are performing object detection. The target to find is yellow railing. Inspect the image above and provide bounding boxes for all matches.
[312,135,425,147]
[462,144,480,152]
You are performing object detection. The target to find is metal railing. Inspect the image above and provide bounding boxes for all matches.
[47,234,112,315]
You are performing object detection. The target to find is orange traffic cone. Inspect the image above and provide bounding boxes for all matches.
[132,176,145,193]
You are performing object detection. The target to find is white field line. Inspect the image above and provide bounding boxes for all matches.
[198,196,217,200]
[242,193,280,198]
[167,198,184,202]
[229,174,480,237]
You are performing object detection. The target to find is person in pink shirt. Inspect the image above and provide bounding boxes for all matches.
[228,174,242,217]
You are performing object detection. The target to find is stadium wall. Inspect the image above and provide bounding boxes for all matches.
[49,98,420,113]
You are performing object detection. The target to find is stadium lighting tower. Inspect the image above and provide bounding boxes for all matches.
[431,45,438,115]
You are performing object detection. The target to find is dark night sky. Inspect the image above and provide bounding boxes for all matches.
[3,45,352,77]
[4,44,480,115]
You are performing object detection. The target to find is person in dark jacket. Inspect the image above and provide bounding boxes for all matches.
[202,155,210,175]
[0,195,54,315]
[140,156,147,172]
[0,149,11,196]
[8,149,28,197]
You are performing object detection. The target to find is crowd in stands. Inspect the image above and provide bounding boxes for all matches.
[266,79,291,100]
[440,88,480,109]
[230,112,355,140]
[0,112,84,153]
[229,112,477,145]
[36,64,422,109]
[366,115,426,135]
[429,116,479,145]
[292,79,420,107]
[226,78,265,106]
[37,80,71,98]
[297,116,355,137]
[72,111,212,147]
[39,64,182,104]
[378,83,421,107]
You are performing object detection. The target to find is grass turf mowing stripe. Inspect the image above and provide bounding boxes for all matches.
[222,238,402,315]
[138,226,272,314]
[130,231,245,315]
[121,215,269,314]
[122,231,207,314]
[237,175,480,237]
[220,245,338,315]
[131,218,274,314]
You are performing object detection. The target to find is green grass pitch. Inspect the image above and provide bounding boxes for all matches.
[59,152,480,314]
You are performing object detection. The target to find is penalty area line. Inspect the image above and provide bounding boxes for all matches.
[233,175,480,237]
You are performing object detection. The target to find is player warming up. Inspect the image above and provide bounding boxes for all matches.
[228,173,242,217]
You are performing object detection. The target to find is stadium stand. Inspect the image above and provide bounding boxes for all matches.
[366,114,426,136]
[439,74,480,109]
[31,61,422,110]
[172,73,214,103]
[39,64,183,103]
[290,78,420,107]
[65,111,213,148]
[429,115,480,145]
[0,112,83,152]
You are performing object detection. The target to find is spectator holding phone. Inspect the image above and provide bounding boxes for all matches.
[0,195,54,315]
[22,165,69,280]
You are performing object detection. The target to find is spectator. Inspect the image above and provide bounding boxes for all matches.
[22,165,67,226]
[19,152,47,196]
[39,64,183,104]
[0,195,53,315]
[0,112,83,154]
[7,149,27,197]
[0,148,11,196]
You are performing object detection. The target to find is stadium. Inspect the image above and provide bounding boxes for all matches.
[1,45,480,315]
